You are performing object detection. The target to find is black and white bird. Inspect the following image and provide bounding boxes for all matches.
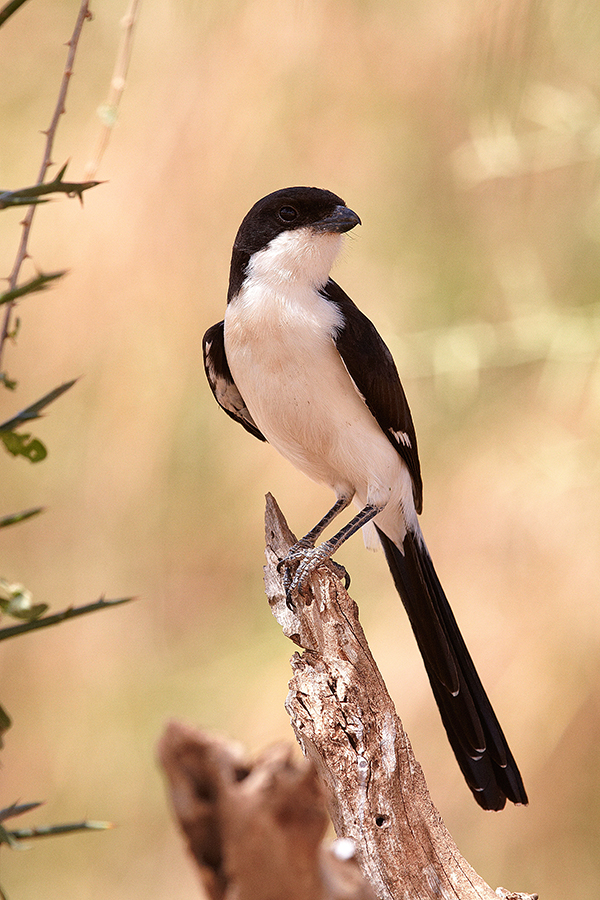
[202,186,527,811]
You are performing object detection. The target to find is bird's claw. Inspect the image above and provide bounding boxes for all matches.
[330,560,351,590]
[277,541,350,610]
[277,543,312,610]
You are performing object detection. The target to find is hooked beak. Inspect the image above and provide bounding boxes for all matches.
[313,204,361,234]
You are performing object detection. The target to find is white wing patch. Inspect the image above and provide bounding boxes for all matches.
[389,427,412,448]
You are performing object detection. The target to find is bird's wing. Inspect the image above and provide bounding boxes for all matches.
[324,279,423,513]
[203,321,267,442]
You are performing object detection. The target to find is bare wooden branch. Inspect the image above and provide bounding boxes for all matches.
[83,0,141,181]
[157,721,375,900]
[264,493,537,900]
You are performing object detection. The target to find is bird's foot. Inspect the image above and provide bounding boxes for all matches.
[277,541,313,609]
[329,559,350,587]
[277,540,350,610]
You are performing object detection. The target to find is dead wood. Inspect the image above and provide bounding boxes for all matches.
[263,492,537,900]
[157,493,537,900]
[158,720,375,900]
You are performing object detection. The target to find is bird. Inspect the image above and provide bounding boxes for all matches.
[202,186,527,811]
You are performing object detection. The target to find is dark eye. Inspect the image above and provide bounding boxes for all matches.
[278,206,298,222]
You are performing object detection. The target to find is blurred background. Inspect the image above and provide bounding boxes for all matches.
[1,0,599,896]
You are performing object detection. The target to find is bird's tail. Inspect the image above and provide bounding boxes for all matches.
[376,526,527,811]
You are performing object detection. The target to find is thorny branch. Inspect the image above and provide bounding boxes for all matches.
[0,0,92,372]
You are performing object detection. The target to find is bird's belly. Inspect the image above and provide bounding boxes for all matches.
[224,305,412,520]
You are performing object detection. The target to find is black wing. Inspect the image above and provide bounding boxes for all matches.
[202,321,266,442]
[324,279,423,513]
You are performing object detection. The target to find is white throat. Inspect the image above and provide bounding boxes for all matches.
[244,226,344,291]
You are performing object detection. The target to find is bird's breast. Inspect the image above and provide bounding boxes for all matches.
[223,281,411,514]
[224,283,345,452]
[225,279,338,383]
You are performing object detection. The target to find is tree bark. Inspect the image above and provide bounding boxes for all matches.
[263,493,536,900]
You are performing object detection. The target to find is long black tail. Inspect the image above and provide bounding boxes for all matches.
[376,526,527,810]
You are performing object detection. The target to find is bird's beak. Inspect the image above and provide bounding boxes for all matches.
[313,205,362,234]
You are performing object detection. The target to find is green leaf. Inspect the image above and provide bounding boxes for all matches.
[0,378,77,433]
[7,819,112,842]
[0,378,77,458]
[0,162,102,210]
[0,373,17,391]
[0,802,42,823]
[0,431,47,462]
[0,579,47,620]
[0,507,44,528]
[0,272,66,306]
[2,599,48,621]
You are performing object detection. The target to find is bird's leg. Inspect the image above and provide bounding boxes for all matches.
[284,503,382,606]
[278,496,353,605]
[294,496,354,549]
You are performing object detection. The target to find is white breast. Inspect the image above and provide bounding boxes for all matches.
[223,228,417,545]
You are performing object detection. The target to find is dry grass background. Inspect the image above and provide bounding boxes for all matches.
[1,0,599,897]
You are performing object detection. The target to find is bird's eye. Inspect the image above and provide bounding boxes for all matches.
[278,206,298,222]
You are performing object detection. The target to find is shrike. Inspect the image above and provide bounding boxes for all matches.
[203,186,527,811]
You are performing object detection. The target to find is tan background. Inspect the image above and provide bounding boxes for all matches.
[1,1,599,897]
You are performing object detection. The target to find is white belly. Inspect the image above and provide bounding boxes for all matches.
[224,281,416,545]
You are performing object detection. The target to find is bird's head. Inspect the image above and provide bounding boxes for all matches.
[229,187,361,297]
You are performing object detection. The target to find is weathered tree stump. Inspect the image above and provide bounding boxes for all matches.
[157,494,537,900]
[263,494,536,900]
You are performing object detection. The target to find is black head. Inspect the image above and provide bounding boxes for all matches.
[228,187,361,299]
[234,187,361,255]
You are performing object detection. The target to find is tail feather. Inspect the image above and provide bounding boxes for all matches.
[376,526,527,811]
